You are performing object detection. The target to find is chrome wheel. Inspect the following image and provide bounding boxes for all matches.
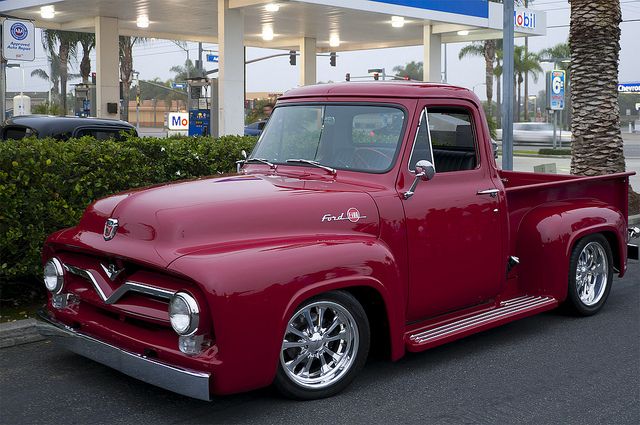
[280,301,359,389]
[576,241,609,306]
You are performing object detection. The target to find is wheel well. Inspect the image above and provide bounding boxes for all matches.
[600,231,621,272]
[342,286,391,359]
[571,231,620,273]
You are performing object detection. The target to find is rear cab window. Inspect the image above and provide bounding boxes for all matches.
[1,126,35,140]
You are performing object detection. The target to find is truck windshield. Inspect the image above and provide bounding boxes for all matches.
[250,104,406,173]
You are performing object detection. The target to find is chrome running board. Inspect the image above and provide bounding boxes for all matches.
[406,296,557,351]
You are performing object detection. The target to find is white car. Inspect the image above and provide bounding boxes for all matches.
[496,122,572,146]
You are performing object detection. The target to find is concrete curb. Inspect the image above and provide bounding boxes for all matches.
[2,215,639,349]
[0,319,46,349]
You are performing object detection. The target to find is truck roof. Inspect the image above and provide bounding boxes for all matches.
[279,81,478,101]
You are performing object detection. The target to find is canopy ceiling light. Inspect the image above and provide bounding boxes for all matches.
[137,15,150,28]
[391,16,405,28]
[265,3,280,12]
[329,34,341,48]
[457,30,470,36]
[40,5,55,19]
[262,26,274,41]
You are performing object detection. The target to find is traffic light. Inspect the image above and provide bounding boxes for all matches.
[330,52,336,67]
[373,72,379,81]
[345,73,351,82]
[289,50,296,66]
[91,72,96,84]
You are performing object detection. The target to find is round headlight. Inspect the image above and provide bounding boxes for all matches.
[169,292,199,336]
[43,258,64,294]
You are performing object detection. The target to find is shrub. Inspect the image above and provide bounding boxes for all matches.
[0,135,257,282]
[538,148,572,156]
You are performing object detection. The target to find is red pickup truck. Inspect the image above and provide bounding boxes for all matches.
[37,82,638,401]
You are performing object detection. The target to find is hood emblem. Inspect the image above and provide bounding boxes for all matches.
[101,263,124,281]
[103,218,119,241]
[322,207,367,223]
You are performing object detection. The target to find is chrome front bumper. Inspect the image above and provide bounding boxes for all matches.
[36,310,211,401]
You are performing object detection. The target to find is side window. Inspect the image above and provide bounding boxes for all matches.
[428,109,478,173]
[76,128,128,141]
[408,109,434,171]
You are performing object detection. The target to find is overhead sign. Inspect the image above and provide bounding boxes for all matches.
[167,112,189,130]
[206,54,219,63]
[369,0,489,18]
[618,82,640,93]
[547,70,565,111]
[2,19,36,61]
[171,82,187,89]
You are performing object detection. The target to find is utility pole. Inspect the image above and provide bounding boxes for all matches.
[198,42,203,77]
[502,0,515,171]
[0,58,6,121]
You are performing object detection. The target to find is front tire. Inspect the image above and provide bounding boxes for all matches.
[566,234,614,316]
[275,291,370,400]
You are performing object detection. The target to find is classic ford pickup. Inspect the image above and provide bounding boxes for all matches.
[37,82,638,401]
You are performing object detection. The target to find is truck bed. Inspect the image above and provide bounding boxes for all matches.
[499,170,634,259]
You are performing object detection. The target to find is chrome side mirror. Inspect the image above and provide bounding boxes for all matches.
[403,160,435,200]
[236,150,249,173]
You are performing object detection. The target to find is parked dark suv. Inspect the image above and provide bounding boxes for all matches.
[1,115,137,141]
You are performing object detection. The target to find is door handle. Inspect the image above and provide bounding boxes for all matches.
[477,189,499,198]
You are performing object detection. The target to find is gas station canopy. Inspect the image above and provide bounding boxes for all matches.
[1,0,546,135]
[2,0,545,50]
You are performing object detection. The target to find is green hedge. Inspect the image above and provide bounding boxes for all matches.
[0,135,257,282]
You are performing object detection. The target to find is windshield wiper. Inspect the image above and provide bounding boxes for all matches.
[286,159,337,175]
[245,157,277,169]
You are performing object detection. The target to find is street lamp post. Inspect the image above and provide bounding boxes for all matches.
[133,70,140,131]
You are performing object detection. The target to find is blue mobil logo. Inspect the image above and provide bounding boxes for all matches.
[10,22,29,41]
[515,10,536,30]
[370,0,489,18]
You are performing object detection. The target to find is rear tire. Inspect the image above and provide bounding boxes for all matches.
[274,290,370,400]
[566,234,613,316]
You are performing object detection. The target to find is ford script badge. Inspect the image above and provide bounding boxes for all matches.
[103,218,119,241]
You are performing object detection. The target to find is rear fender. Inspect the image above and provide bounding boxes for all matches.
[515,200,626,301]
[167,237,405,395]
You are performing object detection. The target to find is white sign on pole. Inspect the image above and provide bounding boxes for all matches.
[2,19,36,61]
[168,112,189,130]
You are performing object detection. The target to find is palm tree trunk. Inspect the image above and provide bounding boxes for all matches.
[484,40,495,116]
[59,43,69,115]
[120,37,134,122]
[569,0,625,176]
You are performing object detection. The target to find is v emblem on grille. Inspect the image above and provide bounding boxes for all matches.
[101,263,125,281]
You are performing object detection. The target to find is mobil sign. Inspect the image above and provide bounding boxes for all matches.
[168,112,189,130]
[514,8,537,30]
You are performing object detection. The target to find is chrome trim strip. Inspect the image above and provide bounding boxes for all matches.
[64,263,174,304]
[410,296,556,344]
[36,310,211,401]
[65,264,108,301]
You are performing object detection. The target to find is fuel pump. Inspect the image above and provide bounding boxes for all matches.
[186,77,211,136]
[74,83,94,117]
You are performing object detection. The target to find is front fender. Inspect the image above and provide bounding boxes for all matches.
[515,199,627,301]
[167,236,404,395]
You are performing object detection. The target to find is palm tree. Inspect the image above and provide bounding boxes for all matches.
[75,33,95,83]
[568,0,625,176]
[169,59,200,83]
[31,52,61,104]
[458,41,497,116]
[392,61,423,81]
[120,36,145,121]
[42,30,78,115]
[514,46,542,121]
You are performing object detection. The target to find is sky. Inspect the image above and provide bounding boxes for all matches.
[5,0,640,102]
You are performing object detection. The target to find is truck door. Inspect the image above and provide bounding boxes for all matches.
[399,102,504,321]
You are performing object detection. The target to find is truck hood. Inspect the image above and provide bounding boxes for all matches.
[56,174,380,269]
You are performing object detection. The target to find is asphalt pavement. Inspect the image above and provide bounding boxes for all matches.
[1,255,638,424]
